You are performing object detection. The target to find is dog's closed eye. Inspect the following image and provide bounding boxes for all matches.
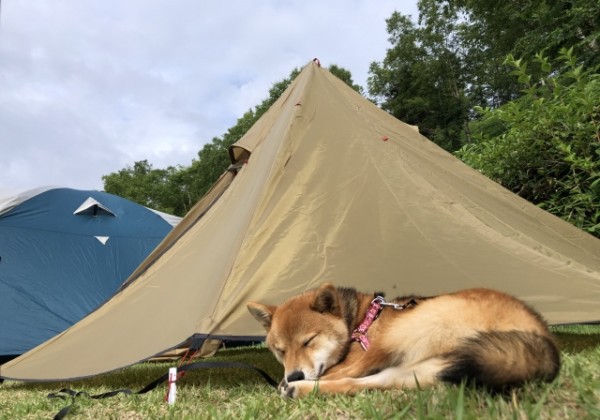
[303,334,318,347]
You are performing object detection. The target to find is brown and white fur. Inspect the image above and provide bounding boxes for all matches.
[247,283,560,398]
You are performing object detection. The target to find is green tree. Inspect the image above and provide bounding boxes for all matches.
[368,0,600,150]
[457,49,600,236]
[101,160,185,215]
[368,7,470,151]
[329,64,363,94]
[453,0,600,73]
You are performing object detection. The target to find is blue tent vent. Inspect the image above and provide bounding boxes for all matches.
[74,197,116,217]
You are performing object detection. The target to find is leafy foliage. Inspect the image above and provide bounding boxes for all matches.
[454,0,600,73]
[457,49,600,236]
[368,0,600,151]
[328,64,363,94]
[368,8,470,151]
[102,160,185,215]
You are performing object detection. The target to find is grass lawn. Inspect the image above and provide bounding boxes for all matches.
[1,325,599,419]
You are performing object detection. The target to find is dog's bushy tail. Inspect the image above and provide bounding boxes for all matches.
[439,330,560,391]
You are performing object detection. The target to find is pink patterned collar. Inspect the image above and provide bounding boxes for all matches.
[351,296,417,351]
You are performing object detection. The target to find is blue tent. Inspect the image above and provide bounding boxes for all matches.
[0,187,179,357]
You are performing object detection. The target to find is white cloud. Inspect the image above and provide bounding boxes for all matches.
[0,0,418,192]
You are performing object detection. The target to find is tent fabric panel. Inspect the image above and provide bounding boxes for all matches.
[121,169,236,290]
[0,226,169,355]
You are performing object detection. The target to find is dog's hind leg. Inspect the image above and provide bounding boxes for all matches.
[281,357,448,398]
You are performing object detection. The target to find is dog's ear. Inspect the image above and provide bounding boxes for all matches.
[247,302,276,331]
[311,283,341,316]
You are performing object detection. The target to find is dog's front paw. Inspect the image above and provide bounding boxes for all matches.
[278,380,317,398]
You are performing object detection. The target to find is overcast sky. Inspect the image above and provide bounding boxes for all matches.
[0,1,418,193]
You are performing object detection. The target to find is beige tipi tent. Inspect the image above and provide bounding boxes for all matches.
[2,61,600,382]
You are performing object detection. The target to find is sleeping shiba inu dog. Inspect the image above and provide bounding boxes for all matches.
[247,283,560,398]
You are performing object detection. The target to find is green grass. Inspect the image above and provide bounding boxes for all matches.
[1,326,599,419]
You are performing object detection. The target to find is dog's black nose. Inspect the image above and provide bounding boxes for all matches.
[286,371,305,382]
